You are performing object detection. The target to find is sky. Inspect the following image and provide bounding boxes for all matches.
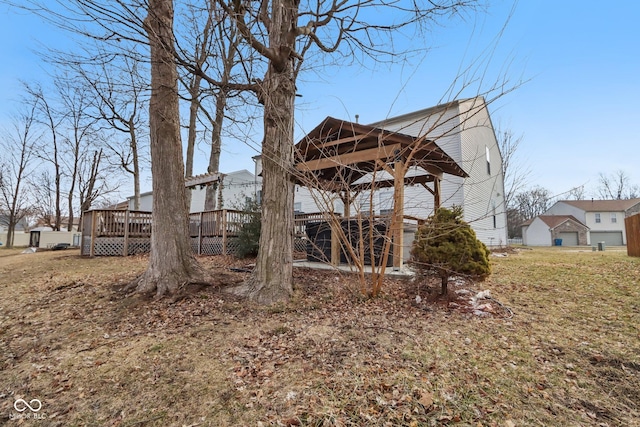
[1,1,639,200]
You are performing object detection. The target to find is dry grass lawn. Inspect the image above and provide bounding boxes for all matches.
[0,246,639,426]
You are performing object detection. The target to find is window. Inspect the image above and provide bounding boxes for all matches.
[485,146,491,175]
[611,213,617,223]
[293,202,302,213]
[256,190,262,204]
[595,213,601,223]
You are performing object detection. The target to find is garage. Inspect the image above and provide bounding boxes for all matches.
[590,231,624,246]
[557,232,579,246]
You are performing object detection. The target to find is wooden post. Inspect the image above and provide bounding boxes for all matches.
[331,221,340,266]
[198,212,203,255]
[89,211,97,257]
[433,173,442,209]
[222,209,228,255]
[392,157,406,270]
[123,210,130,256]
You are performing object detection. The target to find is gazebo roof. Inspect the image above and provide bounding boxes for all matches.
[294,116,467,190]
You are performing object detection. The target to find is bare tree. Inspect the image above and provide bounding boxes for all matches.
[514,186,550,220]
[74,53,149,210]
[0,104,38,248]
[131,0,209,296]
[176,1,255,211]
[77,148,117,232]
[596,170,639,200]
[567,185,586,200]
[53,74,101,231]
[216,0,484,303]
[25,83,65,230]
[28,170,58,228]
[497,128,529,209]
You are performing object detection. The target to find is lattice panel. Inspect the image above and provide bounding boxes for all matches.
[200,237,224,255]
[94,238,124,256]
[226,240,240,255]
[190,238,200,254]
[294,237,307,253]
[82,236,92,256]
[128,238,151,255]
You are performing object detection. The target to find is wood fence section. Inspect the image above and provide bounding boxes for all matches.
[626,214,640,257]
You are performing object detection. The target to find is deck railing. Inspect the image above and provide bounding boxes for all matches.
[81,209,331,256]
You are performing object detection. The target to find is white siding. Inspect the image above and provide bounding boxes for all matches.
[523,217,553,246]
[454,99,507,245]
[130,169,259,213]
[545,202,586,223]
[368,97,508,246]
[296,186,345,214]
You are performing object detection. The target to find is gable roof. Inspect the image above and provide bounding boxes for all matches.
[537,215,588,229]
[559,198,640,212]
[368,98,473,128]
[293,116,468,190]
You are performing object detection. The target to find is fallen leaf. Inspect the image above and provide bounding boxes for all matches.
[417,390,433,407]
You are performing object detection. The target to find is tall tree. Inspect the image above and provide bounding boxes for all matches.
[176,1,253,211]
[25,83,64,230]
[0,104,38,248]
[219,0,480,303]
[132,0,209,296]
[75,53,149,210]
[55,74,100,231]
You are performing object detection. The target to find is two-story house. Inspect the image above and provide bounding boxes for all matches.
[523,199,640,246]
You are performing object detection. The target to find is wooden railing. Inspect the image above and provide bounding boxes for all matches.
[81,209,419,257]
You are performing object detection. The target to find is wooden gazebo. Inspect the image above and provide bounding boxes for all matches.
[294,116,468,269]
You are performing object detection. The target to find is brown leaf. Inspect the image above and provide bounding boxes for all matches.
[418,390,433,407]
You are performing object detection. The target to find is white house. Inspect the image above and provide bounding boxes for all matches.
[128,169,260,213]
[538,199,640,246]
[284,97,508,247]
[521,215,589,246]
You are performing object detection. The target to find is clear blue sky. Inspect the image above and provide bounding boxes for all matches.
[1,1,638,199]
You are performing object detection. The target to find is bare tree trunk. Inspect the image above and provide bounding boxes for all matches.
[233,0,296,304]
[133,0,208,297]
[203,90,225,211]
[184,76,201,209]
[129,122,141,210]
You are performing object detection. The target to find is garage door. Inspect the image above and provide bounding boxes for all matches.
[558,232,579,246]
[590,231,624,246]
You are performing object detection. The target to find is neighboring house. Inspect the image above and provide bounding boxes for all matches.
[521,215,589,246]
[283,96,508,247]
[524,199,640,246]
[128,169,260,213]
